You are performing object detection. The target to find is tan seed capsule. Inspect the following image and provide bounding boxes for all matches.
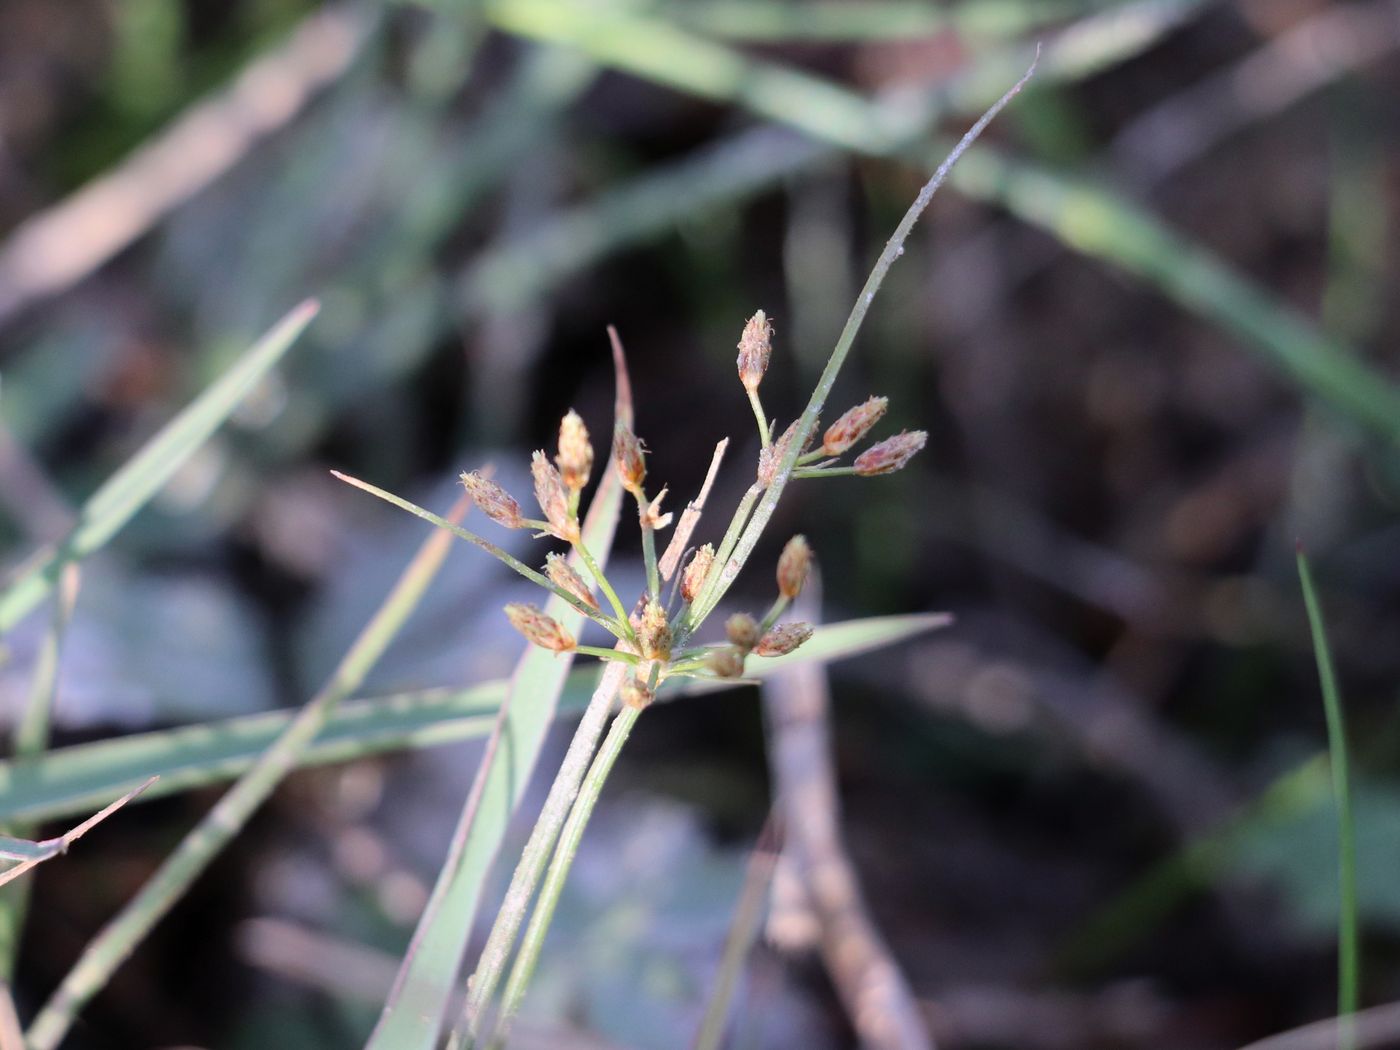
[754,622,813,657]
[612,424,646,494]
[737,310,772,393]
[757,419,801,487]
[620,676,654,710]
[822,397,888,456]
[504,603,576,652]
[725,612,760,652]
[681,544,714,604]
[556,410,593,493]
[459,471,523,529]
[777,535,811,600]
[638,599,672,660]
[532,451,579,542]
[545,552,598,610]
[853,430,928,477]
[706,646,746,679]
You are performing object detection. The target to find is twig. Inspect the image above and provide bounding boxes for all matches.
[762,586,932,1050]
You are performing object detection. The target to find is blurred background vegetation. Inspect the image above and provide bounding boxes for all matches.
[2,0,1400,1046]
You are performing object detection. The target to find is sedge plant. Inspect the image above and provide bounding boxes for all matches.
[336,59,1036,1049]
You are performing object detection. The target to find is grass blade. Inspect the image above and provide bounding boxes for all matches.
[1297,546,1360,1028]
[365,340,634,1050]
[0,778,156,888]
[0,613,949,828]
[0,300,319,633]
[23,492,467,1050]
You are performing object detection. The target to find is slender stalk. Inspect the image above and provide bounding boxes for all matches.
[1297,547,1359,1038]
[637,493,661,601]
[573,645,639,664]
[334,472,631,643]
[453,663,627,1045]
[575,537,635,641]
[792,466,857,478]
[690,58,1037,626]
[486,702,643,1048]
[747,388,771,449]
[24,497,468,1050]
[759,594,790,633]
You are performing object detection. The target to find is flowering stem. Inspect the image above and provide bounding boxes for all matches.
[637,496,661,602]
[333,472,632,643]
[759,595,790,633]
[452,663,627,1048]
[747,388,771,450]
[487,702,643,1049]
[792,466,858,478]
[573,645,639,664]
[795,448,832,466]
[574,537,635,642]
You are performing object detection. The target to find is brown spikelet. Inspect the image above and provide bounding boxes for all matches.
[459,471,523,529]
[681,544,714,604]
[637,599,672,660]
[754,622,813,657]
[737,310,772,393]
[725,612,760,652]
[776,535,811,600]
[757,419,801,487]
[853,430,927,476]
[556,410,593,493]
[545,552,598,610]
[532,451,579,542]
[822,397,888,456]
[706,646,745,679]
[620,676,654,710]
[612,424,646,495]
[504,603,576,652]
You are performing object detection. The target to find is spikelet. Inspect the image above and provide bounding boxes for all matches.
[776,535,811,600]
[637,599,672,660]
[852,431,927,477]
[681,544,714,604]
[532,451,579,542]
[754,622,813,657]
[706,646,745,678]
[620,676,654,710]
[613,423,646,495]
[459,471,523,529]
[736,311,772,393]
[757,419,801,487]
[504,603,576,652]
[725,612,760,652]
[545,552,598,610]
[556,410,593,493]
[822,397,888,456]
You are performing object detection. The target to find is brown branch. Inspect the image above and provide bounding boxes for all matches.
[761,587,932,1050]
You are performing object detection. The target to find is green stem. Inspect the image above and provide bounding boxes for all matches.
[575,537,636,642]
[1297,548,1360,1034]
[451,665,626,1047]
[690,65,1034,625]
[746,388,771,449]
[759,594,790,633]
[636,492,661,601]
[792,466,857,478]
[573,645,639,664]
[488,703,642,1048]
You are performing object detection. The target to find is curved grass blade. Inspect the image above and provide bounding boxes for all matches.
[23,494,466,1050]
[0,300,319,633]
[366,339,634,1050]
[1298,546,1360,1032]
[0,612,948,829]
[0,777,156,889]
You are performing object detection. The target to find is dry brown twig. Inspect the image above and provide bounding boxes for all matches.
[762,582,937,1050]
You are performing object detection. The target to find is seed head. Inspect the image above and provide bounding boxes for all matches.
[725,612,760,652]
[612,423,646,495]
[620,676,654,710]
[459,471,523,529]
[853,430,927,477]
[706,646,746,679]
[737,310,772,393]
[532,451,579,542]
[681,544,714,604]
[504,603,576,653]
[754,622,813,657]
[638,599,672,660]
[556,410,593,493]
[777,535,811,600]
[545,552,598,610]
[822,397,888,456]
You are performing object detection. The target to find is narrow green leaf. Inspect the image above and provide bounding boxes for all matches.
[1297,547,1360,1026]
[24,491,463,1050]
[0,778,156,889]
[366,341,634,1050]
[0,614,949,829]
[0,301,319,633]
